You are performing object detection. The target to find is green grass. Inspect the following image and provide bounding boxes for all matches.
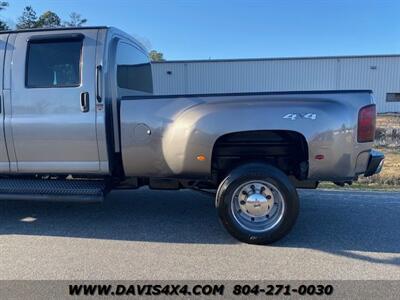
[318,181,400,191]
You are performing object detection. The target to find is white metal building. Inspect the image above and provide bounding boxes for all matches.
[151,55,400,113]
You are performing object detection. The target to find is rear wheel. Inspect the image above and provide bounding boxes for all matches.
[216,163,299,244]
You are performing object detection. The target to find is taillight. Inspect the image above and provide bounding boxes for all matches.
[357,104,376,143]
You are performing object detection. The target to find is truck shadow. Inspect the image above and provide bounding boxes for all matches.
[0,188,236,244]
[0,188,399,264]
[276,189,400,265]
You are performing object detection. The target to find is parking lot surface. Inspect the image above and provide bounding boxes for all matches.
[0,188,399,280]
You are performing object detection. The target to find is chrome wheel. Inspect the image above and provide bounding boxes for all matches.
[231,180,285,232]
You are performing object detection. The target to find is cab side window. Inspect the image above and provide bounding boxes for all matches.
[116,41,153,93]
[26,38,82,88]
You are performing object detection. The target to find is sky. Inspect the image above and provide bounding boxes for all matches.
[2,0,400,60]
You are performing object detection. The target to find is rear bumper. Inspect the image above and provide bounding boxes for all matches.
[364,150,384,177]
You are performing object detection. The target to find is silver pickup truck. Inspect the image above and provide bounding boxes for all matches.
[0,26,384,244]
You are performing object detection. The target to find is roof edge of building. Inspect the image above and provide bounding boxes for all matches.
[153,54,400,64]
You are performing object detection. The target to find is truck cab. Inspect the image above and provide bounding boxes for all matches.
[0,26,149,175]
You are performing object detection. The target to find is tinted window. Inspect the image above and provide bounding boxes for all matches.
[26,39,82,88]
[116,42,153,93]
[386,93,400,102]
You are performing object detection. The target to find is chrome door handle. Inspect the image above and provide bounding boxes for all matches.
[80,92,89,112]
[96,65,102,103]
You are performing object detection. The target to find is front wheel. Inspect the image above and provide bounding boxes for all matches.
[216,163,299,244]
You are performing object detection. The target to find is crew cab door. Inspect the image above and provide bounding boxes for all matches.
[8,30,101,173]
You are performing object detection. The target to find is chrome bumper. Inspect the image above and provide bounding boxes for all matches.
[364,150,384,177]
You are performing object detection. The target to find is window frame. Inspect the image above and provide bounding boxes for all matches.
[386,93,400,103]
[115,40,153,93]
[25,36,84,89]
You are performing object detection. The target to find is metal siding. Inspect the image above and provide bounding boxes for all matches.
[186,59,338,93]
[151,63,187,95]
[338,57,400,113]
[152,56,400,113]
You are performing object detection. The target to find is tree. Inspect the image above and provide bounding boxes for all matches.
[0,21,7,30]
[16,7,88,29]
[64,12,87,27]
[16,6,38,29]
[149,50,165,62]
[0,19,8,30]
[36,11,61,28]
[0,1,9,31]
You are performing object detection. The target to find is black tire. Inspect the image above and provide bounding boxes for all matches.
[216,163,299,245]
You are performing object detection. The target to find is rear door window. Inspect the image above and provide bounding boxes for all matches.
[26,38,82,88]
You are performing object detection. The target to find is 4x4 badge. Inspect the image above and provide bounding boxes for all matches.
[283,113,317,120]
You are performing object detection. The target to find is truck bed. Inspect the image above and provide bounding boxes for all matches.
[118,89,374,181]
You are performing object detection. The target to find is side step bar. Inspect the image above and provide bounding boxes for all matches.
[0,178,107,202]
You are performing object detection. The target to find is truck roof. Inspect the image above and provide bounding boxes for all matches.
[0,26,148,54]
[0,26,108,34]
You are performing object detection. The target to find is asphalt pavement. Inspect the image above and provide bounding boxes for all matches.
[0,188,399,280]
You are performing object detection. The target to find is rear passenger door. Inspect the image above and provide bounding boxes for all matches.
[8,30,100,173]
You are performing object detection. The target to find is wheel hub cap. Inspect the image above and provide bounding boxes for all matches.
[231,180,285,233]
[238,183,275,218]
[242,192,273,217]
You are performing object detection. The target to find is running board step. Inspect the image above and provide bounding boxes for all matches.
[0,178,107,202]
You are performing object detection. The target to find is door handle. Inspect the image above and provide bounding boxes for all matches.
[96,65,102,103]
[80,92,89,113]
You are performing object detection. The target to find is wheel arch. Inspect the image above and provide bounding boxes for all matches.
[211,130,309,184]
